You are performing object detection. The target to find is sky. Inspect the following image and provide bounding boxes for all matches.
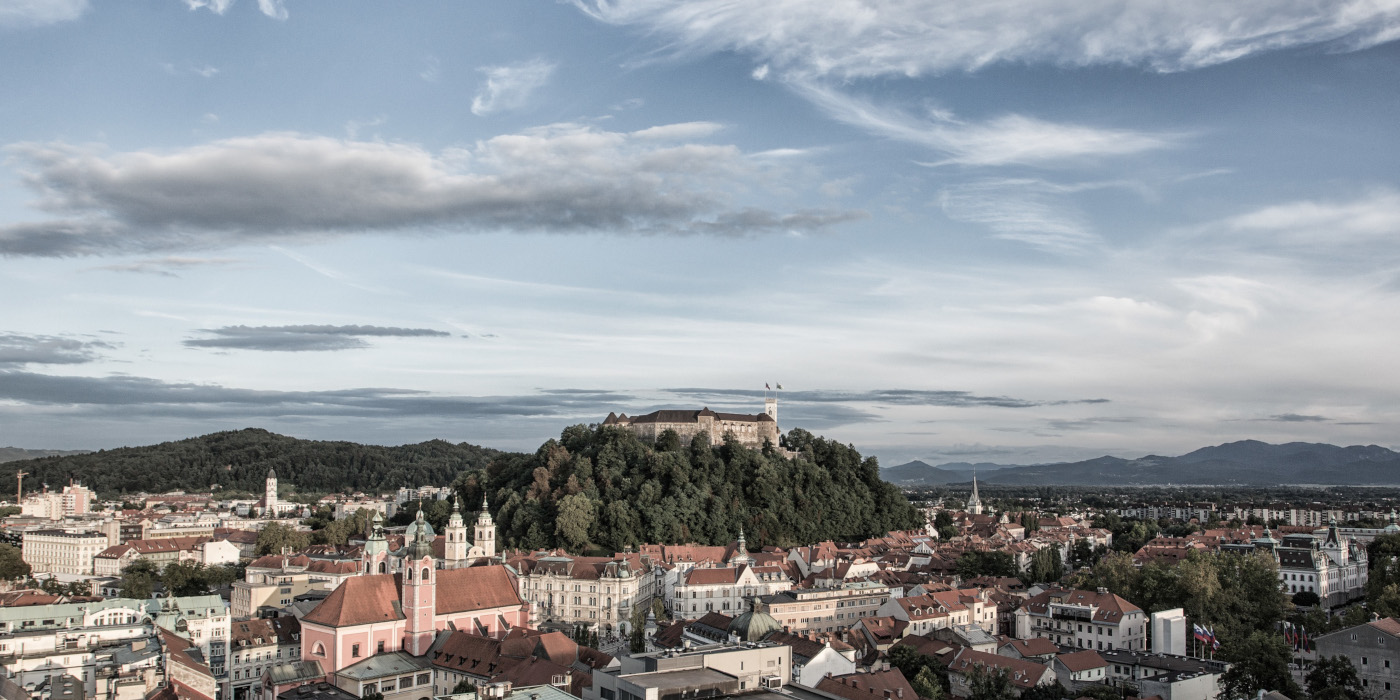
[2,1,1400,468]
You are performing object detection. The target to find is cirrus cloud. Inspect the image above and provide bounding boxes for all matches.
[573,0,1400,79]
[0,123,862,256]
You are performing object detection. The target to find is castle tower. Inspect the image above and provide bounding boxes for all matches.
[967,470,983,516]
[444,497,468,565]
[475,496,496,560]
[264,468,278,517]
[402,508,437,656]
[362,511,389,575]
[764,397,777,422]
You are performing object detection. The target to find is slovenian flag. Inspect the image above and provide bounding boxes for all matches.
[1210,625,1220,651]
[1194,624,1208,643]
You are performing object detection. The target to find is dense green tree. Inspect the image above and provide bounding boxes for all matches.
[1024,547,1063,585]
[256,522,311,555]
[966,665,1016,700]
[1218,631,1301,700]
[1291,590,1320,607]
[120,560,160,599]
[910,667,946,700]
[556,493,597,551]
[1306,655,1367,700]
[1017,684,1068,700]
[956,551,1017,579]
[0,543,30,580]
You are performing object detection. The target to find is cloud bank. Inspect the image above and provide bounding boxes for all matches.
[0,0,88,28]
[0,333,112,367]
[184,324,452,352]
[0,125,861,256]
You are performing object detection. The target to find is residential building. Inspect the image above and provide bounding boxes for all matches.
[229,617,301,700]
[21,529,110,575]
[946,648,1055,697]
[1014,587,1147,652]
[1099,648,1229,700]
[764,580,891,634]
[510,551,655,635]
[876,587,996,637]
[1314,617,1400,699]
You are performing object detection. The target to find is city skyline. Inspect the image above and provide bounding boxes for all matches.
[2,2,1399,467]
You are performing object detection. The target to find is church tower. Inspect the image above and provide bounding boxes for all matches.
[402,508,437,656]
[444,497,468,565]
[967,470,983,516]
[362,511,389,575]
[474,496,496,560]
[264,468,278,517]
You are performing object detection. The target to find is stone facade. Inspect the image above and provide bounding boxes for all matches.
[602,399,780,448]
[1314,617,1400,699]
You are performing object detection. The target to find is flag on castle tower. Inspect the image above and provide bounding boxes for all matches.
[776,383,783,390]
[765,383,770,390]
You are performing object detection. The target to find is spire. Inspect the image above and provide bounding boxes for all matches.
[967,469,983,515]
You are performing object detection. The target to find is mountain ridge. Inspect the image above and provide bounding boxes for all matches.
[884,440,1400,486]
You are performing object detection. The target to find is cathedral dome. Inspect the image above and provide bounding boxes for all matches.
[403,511,437,541]
[728,597,780,642]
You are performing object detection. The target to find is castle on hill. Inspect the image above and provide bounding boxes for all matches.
[603,398,781,447]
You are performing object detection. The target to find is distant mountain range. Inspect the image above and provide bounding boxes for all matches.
[0,447,89,464]
[884,440,1400,486]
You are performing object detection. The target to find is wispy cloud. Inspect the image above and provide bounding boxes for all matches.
[0,125,860,256]
[471,59,555,116]
[0,333,113,368]
[0,371,632,419]
[939,179,1103,253]
[183,0,234,15]
[573,0,1400,78]
[0,0,88,27]
[91,256,241,277]
[184,325,451,352]
[1223,189,1400,246]
[794,81,1177,167]
[663,387,1108,409]
[1264,413,1330,423]
[184,0,286,20]
[420,56,441,83]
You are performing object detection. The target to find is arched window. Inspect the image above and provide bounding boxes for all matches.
[312,642,326,657]
[422,567,431,580]
[407,568,414,580]
[379,562,387,574]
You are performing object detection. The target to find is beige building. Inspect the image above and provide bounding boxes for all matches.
[19,483,95,521]
[672,562,791,616]
[510,553,658,635]
[602,399,780,448]
[21,529,110,575]
[763,580,891,634]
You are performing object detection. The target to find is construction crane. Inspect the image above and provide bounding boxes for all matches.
[15,471,27,504]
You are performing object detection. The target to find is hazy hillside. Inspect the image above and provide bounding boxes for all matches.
[0,428,501,497]
[0,447,89,463]
[887,440,1400,486]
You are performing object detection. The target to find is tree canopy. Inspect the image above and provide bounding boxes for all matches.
[458,425,923,553]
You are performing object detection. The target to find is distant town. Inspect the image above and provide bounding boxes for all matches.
[1,412,1397,700]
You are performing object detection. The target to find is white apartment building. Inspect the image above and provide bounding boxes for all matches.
[21,529,111,575]
[671,564,791,616]
[1014,587,1147,653]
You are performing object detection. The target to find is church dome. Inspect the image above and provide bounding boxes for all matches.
[404,511,436,541]
[728,598,780,642]
[267,468,277,479]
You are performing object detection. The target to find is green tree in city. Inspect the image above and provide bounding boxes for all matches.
[0,543,31,580]
[120,559,160,599]
[1218,631,1302,700]
[1306,655,1368,700]
[966,665,1016,700]
[255,522,311,555]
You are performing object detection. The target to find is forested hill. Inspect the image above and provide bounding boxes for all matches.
[1,428,501,496]
[445,425,924,554]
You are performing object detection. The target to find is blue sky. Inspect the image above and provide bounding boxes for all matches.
[2,0,1399,468]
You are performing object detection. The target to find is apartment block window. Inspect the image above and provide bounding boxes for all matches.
[377,641,385,653]
[352,644,361,658]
